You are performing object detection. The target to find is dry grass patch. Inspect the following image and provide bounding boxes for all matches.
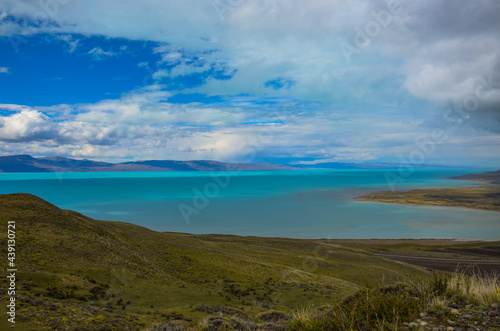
[447,269,500,306]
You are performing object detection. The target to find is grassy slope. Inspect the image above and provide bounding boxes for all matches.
[0,193,431,330]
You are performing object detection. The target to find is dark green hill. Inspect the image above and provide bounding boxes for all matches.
[0,193,430,330]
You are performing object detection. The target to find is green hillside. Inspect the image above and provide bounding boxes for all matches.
[0,193,431,330]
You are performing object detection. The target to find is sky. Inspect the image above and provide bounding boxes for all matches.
[0,0,499,167]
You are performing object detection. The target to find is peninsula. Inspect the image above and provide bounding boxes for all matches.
[357,170,500,212]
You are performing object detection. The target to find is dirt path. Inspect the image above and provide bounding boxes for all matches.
[376,253,500,273]
[376,253,500,264]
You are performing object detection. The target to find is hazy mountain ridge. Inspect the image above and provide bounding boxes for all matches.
[0,155,298,172]
[449,170,500,184]
[0,155,474,173]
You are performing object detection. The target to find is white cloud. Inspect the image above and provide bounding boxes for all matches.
[87,47,117,60]
[57,34,80,52]
[71,144,100,157]
[0,67,9,74]
[0,110,54,142]
[0,104,27,111]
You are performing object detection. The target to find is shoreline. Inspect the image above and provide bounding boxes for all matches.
[355,186,500,212]
[356,170,500,212]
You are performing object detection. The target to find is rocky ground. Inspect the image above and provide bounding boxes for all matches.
[404,303,500,331]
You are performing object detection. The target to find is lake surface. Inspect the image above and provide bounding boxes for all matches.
[0,169,499,240]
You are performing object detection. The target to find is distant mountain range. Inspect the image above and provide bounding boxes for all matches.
[0,155,299,172]
[0,155,479,173]
[295,162,462,170]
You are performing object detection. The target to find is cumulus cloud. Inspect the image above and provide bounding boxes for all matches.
[0,109,55,142]
[0,89,437,163]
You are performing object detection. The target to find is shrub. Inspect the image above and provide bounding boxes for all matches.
[289,284,424,331]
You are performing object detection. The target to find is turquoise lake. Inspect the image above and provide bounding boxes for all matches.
[0,169,499,240]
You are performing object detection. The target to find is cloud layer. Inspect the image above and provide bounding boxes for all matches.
[0,0,499,165]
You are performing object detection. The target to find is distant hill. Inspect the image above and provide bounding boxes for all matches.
[0,155,471,173]
[294,161,465,169]
[450,170,500,184]
[0,155,298,173]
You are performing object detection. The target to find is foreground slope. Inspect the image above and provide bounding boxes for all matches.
[0,193,430,330]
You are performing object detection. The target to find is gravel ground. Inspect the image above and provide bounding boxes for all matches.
[404,303,500,330]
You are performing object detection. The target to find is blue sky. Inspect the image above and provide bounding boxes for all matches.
[0,0,499,166]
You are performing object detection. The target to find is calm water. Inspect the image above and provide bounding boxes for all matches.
[0,169,499,240]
